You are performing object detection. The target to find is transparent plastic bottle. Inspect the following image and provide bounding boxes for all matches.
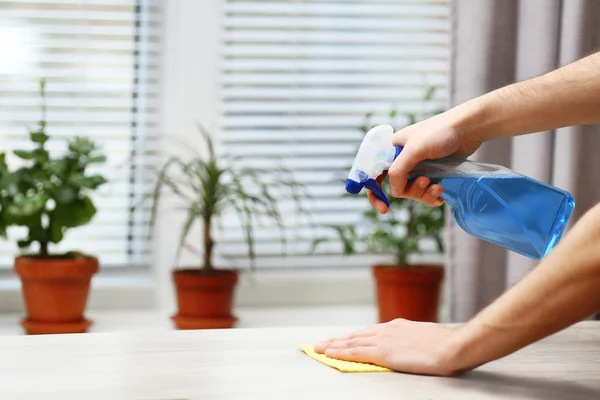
[346,125,575,260]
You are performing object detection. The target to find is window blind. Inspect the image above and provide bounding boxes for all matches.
[215,0,451,269]
[0,0,161,268]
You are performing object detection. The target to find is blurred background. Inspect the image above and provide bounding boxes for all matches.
[0,0,598,336]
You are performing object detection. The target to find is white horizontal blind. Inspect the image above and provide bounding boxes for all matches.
[215,0,451,269]
[0,0,162,268]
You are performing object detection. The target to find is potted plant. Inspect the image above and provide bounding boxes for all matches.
[313,86,446,323]
[2,79,108,334]
[148,125,307,330]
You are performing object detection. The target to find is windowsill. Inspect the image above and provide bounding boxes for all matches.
[234,267,376,306]
[0,266,450,334]
[0,305,379,336]
[0,269,157,313]
[0,267,379,312]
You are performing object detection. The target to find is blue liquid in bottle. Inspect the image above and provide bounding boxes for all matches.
[411,161,575,260]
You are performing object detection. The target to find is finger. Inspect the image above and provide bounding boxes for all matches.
[329,326,380,344]
[368,171,389,214]
[430,197,445,207]
[367,190,388,214]
[345,325,380,339]
[420,184,444,207]
[324,346,385,366]
[315,325,377,353]
[314,337,340,352]
[376,170,388,184]
[389,181,402,198]
[314,325,381,352]
[320,336,377,351]
[388,145,424,194]
[401,176,430,200]
[314,338,339,353]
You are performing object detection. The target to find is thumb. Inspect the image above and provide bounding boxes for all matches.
[388,145,424,194]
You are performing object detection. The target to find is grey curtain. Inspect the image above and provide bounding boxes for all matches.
[446,0,600,322]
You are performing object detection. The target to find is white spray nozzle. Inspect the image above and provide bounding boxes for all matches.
[346,125,400,206]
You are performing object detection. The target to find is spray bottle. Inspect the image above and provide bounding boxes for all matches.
[346,125,575,260]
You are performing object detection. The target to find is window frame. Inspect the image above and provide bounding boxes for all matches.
[0,0,161,310]
[151,0,449,313]
[0,0,451,314]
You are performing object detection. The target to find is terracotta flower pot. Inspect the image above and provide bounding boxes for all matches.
[372,264,444,323]
[171,269,239,330]
[14,256,99,335]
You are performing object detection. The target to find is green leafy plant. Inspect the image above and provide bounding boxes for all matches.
[313,86,446,266]
[0,79,107,258]
[147,125,309,274]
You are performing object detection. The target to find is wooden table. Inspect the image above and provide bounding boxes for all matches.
[0,321,599,400]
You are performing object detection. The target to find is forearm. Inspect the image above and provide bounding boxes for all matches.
[452,50,600,142]
[447,202,600,372]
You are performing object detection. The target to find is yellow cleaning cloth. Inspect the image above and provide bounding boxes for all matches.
[296,343,391,373]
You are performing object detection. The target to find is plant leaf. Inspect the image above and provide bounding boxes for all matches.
[17,239,33,249]
[53,185,78,204]
[51,196,96,228]
[7,194,48,218]
[148,156,193,235]
[405,112,417,126]
[30,131,49,144]
[424,85,437,101]
[196,123,216,161]
[13,150,34,160]
[70,175,107,190]
[68,137,96,155]
[88,155,107,164]
[310,237,329,253]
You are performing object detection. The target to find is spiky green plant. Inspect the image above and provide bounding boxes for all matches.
[147,125,309,273]
[312,86,446,266]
